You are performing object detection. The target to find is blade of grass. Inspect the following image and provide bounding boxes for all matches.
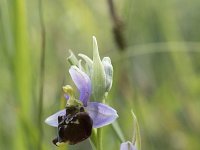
[13,0,31,115]
[38,0,46,149]
[12,0,32,149]
[111,121,125,143]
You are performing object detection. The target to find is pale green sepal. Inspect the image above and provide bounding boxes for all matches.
[91,36,106,102]
[78,53,93,66]
[78,59,85,72]
[131,110,141,150]
[78,53,93,76]
[67,49,79,66]
[102,57,113,92]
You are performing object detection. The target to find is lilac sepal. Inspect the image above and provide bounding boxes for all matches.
[69,66,91,106]
[45,109,66,127]
[120,141,137,150]
[85,102,118,128]
[45,102,118,128]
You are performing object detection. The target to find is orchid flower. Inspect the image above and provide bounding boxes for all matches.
[45,65,118,145]
[120,141,137,150]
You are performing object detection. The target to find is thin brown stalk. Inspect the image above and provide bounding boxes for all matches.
[107,0,126,50]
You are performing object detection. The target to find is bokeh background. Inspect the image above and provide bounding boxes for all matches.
[1,0,200,149]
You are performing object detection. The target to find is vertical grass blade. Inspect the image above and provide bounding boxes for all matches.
[12,0,32,150]
[37,0,46,149]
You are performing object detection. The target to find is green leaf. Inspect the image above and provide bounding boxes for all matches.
[111,121,125,143]
[131,110,141,150]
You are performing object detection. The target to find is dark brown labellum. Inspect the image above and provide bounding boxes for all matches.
[53,106,93,146]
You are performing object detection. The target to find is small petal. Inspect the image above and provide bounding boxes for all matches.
[78,59,85,72]
[120,141,137,150]
[85,102,118,128]
[67,50,79,66]
[78,53,93,68]
[69,66,91,106]
[78,53,93,77]
[102,57,113,92]
[45,109,66,127]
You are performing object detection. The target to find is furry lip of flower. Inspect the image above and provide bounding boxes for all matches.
[45,65,118,145]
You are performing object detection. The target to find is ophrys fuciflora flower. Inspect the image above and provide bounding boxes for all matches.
[45,66,118,146]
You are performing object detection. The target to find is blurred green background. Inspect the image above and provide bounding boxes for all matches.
[1,0,200,149]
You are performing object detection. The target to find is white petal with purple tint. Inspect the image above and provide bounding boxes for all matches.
[45,109,66,127]
[86,102,118,128]
[102,57,113,92]
[120,141,137,150]
[69,66,91,106]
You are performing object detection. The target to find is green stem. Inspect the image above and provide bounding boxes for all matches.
[38,0,46,149]
[89,138,97,150]
[111,121,125,143]
[12,0,31,149]
[90,128,97,150]
[96,128,102,150]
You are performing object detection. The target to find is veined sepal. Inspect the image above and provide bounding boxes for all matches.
[91,36,106,102]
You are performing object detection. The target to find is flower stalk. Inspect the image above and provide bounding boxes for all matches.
[97,128,102,150]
